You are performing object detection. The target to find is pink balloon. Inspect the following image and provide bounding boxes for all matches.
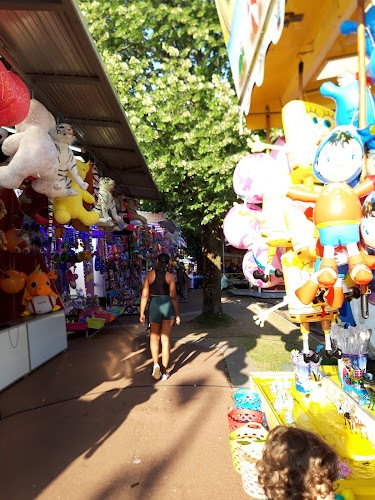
[270,137,291,174]
[223,203,261,249]
[232,153,275,203]
[242,240,283,288]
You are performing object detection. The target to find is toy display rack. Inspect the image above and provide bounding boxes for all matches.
[249,371,375,499]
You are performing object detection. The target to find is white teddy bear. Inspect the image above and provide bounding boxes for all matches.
[93,177,122,227]
[0,99,77,198]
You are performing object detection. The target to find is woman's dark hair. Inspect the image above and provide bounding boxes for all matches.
[158,253,170,264]
[156,253,170,273]
[256,426,339,500]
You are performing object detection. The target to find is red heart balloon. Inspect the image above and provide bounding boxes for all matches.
[0,61,30,126]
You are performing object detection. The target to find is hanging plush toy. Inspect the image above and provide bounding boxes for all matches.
[53,160,99,227]
[0,127,10,164]
[93,177,122,227]
[124,198,148,225]
[0,61,30,127]
[22,266,61,315]
[0,99,63,197]
[49,123,89,196]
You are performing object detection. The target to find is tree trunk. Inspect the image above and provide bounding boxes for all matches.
[201,222,223,316]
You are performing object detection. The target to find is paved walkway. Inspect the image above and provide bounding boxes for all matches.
[0,290,262,500]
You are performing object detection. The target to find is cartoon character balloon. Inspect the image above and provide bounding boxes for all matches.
[232,153,275,203]
[242,239,283,288]
[223,202,261,249]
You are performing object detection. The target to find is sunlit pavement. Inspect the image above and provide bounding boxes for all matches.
[0,289,258,500]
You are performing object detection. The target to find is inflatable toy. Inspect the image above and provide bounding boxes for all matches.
[53,160,99,227]
[0,269,27,294]
[232,153,274,203]
[223,202,261,249]
[0,60,30,127]
[22,266,60,315]
[282,100,335,183]
[248,101,335,185]
[313,126,364,185]
[320,77,375,144]
[341,5,375,57]
[253,250,339,362]
[287,125,375,287]
[242,240,283,288]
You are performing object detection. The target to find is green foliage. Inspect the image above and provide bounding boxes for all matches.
[78,0,252,228]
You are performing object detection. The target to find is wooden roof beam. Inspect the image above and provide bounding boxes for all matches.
[0,0,63,11]
[27,74,102,85]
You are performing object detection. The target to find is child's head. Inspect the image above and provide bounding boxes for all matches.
[256,426,338,500]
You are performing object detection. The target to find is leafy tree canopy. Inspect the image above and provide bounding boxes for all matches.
[78,0,253,228]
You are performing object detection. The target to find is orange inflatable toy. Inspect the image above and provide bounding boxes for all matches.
[22,266,60,315]
[287,176,375,287]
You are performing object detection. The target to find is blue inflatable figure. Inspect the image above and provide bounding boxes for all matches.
[340,6,375,57]
[320,78,375,129]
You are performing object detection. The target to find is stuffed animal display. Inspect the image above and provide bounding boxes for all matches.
[125,198,148,225]
[93,177,122,227]
[0,99,61,197]
[49,123,89,196]
[53,160,99,227]
[22,266,60,315]
[18,181,49,225]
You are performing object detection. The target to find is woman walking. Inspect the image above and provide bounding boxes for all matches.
[139,253,180,381]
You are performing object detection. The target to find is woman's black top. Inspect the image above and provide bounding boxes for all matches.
[149,269,170,295]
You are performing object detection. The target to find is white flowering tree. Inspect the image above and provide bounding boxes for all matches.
[79,0,253,317]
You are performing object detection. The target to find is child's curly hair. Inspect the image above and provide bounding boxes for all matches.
[256,426,339,500]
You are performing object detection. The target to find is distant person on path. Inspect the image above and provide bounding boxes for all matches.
[176,262,189,302]
[139,253,180,381]
[187,262,195,291]
[256,426,339,500]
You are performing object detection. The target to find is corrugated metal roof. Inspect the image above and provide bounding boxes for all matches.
[0,0,161,201]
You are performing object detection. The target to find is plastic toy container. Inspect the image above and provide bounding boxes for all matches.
[110,306,125,315]
[66,322,87,331]
[227,407,264,433]
[234,388,262,411]
[87,317,106,330]
[106,308,122,317]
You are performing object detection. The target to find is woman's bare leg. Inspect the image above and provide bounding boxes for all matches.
[160,318,174,374]
[150,322,161,365]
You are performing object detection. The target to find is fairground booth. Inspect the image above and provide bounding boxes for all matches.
[218,1,375,498]
[0,1,186,390]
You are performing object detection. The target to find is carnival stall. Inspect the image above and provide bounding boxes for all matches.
[217,0,375,498]
[0,2,160,382]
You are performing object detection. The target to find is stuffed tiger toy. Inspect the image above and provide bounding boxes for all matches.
[49,123,88,197]
[93,177,122,227]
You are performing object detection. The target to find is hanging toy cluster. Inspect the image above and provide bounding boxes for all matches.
[224,8,375,366]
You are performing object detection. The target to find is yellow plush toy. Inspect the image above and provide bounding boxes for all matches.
[53,160,99,226]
